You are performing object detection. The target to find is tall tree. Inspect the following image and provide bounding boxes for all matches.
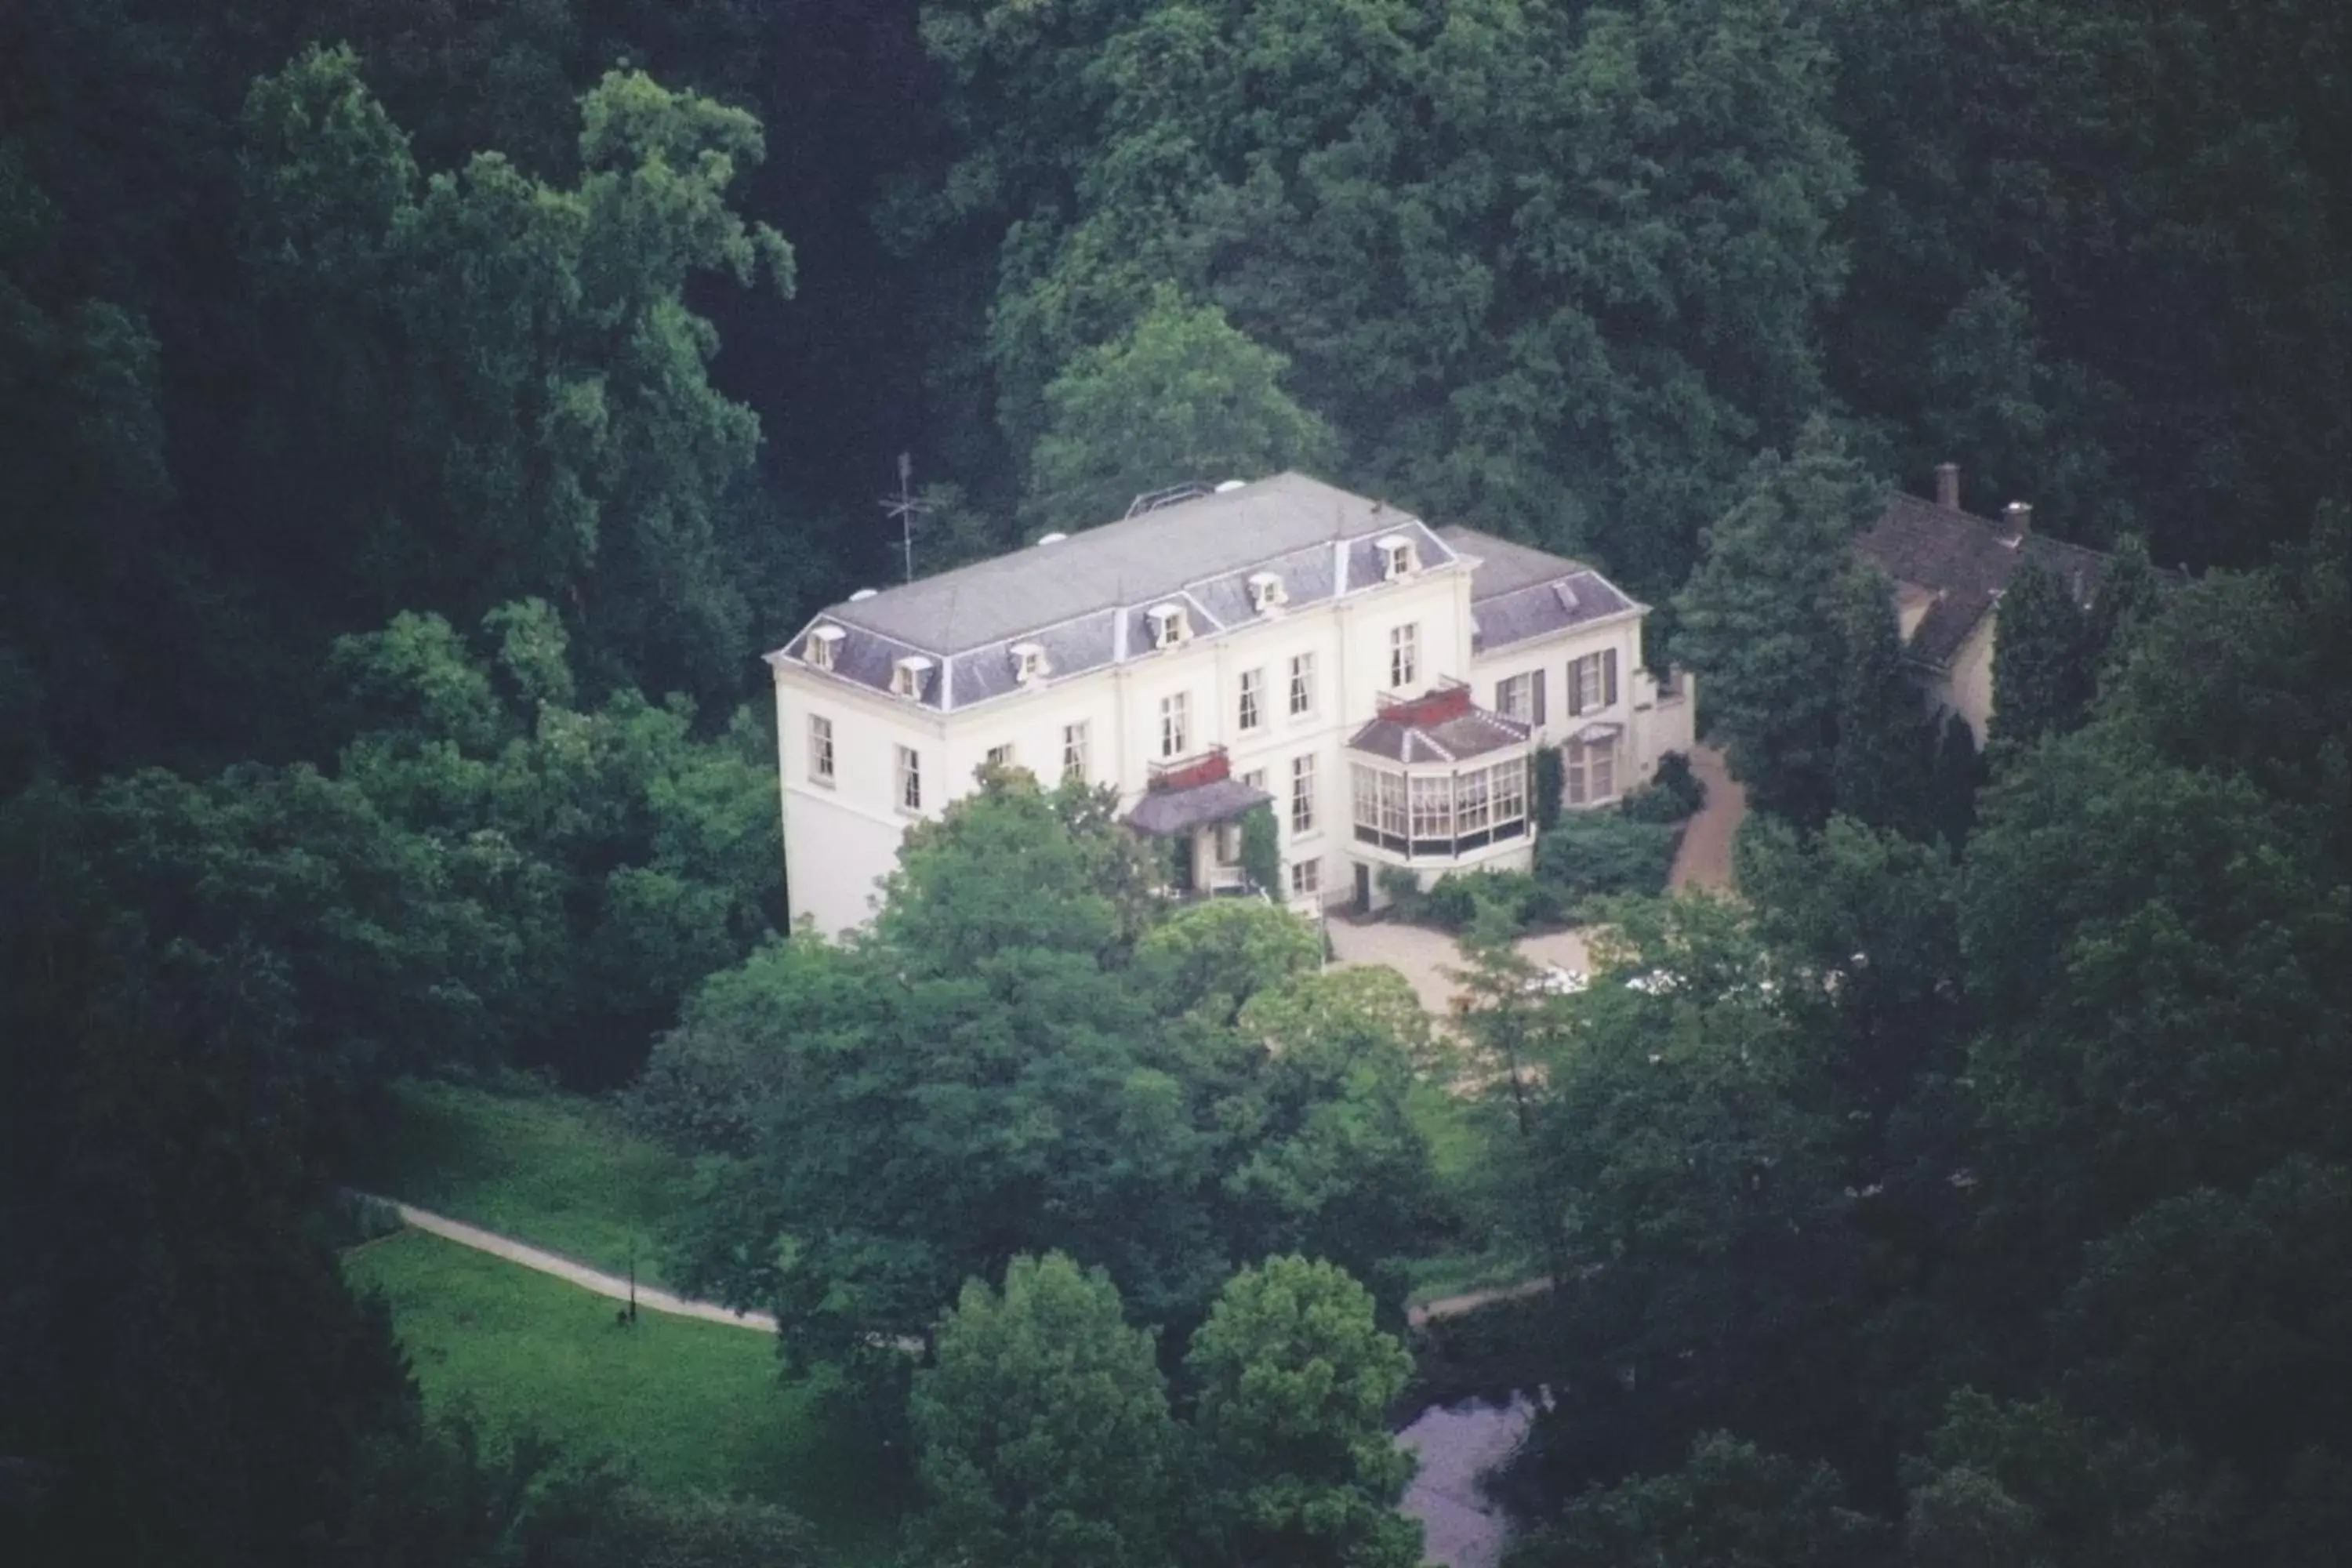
[1926,710,1984,850]
[0,820,423,1566]
[1025,287,1338,535]
[1920,275,2133,546]
[1508,1432,1883,1568]
[1819,0,2350,573]
[1675,418,1886,822]
[1960,539,2352,1305]
[1185,1255,1421,1568]
[238,45,797,702]
[656,772,1439,1379]
[1505,897,1867,1485]
[909,1253,1181,1568]
[2083,532,2162,684]
[920,0,1859,591]
[1986,557,2094,753]
[329,598,781,1085]
[1831,560,1931,835]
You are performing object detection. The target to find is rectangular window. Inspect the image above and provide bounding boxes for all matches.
[1389,623,1419,688]
[1216,822,1243,866]
[896,745,922,812]
[1062,722,1089,782]
[1566,736,1619,806]
[1352,764,1381,833]
[1291,753,1318,834]
[1496,673,1533,722]
[1160,691,1190,758]
[1566,650,1621,716]
[1288,653,1316,717]
[1457,766,1491,833]
[1242,768,1266,793]
[985,742,1014,769]
[808,714,835,783]
[1290,858,1321,897]
[1410,774,1451,840]
[1380,770,1408,839]
[1493,757,1528,827]
[1238,668,1265,732]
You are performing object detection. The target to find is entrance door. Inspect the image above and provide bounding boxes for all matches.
[1352,862,1372,916]
[1170,833,1197,894]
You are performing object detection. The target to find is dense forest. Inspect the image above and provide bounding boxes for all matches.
[2,1,2347,1565]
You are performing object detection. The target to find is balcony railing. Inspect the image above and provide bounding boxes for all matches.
[1374,676,1474,728]
[1147,745,1232,793]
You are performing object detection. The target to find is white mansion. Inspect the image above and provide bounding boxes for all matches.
[767,473,1694,936]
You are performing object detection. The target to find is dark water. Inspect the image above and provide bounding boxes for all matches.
[1396,1388,1547,1568]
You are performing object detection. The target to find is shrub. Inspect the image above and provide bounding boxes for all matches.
[1418,873,1488,930]
[1534,746,1564,831]
[1379,866,1570,935]
[1620,750,1708,823]
[1534,811,1682,905]
[1376,864,1424,917]
[1239,803,1283,895]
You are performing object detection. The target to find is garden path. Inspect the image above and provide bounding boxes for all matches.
[1667,744,1744,892]
[351,1193,779,1332]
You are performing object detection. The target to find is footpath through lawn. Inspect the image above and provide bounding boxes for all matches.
[345,1077,909,1559]
[348,1076,692,1286]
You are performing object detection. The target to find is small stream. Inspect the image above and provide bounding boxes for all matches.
[1395,1388,1548,1568]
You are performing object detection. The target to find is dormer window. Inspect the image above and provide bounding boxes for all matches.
[890,655,934,701]
[1377,534,1419,581]
[1011,641,1049,684]
[804,624,845,671]
[1247,571,1287,613]
[1146,603,1192,650]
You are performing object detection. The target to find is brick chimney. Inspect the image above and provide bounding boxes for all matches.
[1936,462,1961,511]
[2003,501,2033,535]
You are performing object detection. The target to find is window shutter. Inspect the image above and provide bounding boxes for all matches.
[1603,649,1619,707]
[1567,659,1585,717]
[1532,668,1548,724]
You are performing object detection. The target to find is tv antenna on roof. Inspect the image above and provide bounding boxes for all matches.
[880,452,935,583]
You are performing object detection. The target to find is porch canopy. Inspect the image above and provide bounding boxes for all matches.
[1124,746,1274,836]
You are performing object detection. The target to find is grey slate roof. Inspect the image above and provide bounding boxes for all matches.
[1856,494,2116,670]
[1348,707,1532,765]
[1125,778,1275,836]
[773,474,1460,713]
[1436,526,1642,651]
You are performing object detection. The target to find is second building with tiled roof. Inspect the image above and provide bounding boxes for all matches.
[1857,463,2127,743]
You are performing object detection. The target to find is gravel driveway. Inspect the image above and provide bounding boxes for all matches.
[1325,918,1593,1019]
[1668,744,1744,893]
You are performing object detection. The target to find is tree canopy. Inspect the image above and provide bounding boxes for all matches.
[648,771,1436,1377]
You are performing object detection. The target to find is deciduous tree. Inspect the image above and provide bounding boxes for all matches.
[1025,289,1337,535]
[1831,560,1932,835]
[1508,1432,1883,1568]
[909,1253,1181,1568]
[1987,557,2094,753]
[1185,1255,1421,1568]
[1675,419,1884,822]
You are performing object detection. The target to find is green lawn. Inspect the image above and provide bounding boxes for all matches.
[346,1229,905,1561]
[349,1076,692,1285]
[1399,1078,1539,1305]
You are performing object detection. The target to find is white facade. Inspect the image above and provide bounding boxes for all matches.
[768,476,1692,936]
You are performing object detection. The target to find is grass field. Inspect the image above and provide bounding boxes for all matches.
[1401,1078,1538,1305]
[346,1229,905,1560]
[349,1077,692,1285]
